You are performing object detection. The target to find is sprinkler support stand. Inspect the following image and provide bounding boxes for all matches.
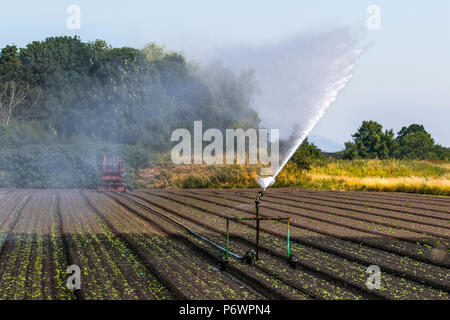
[287,218,290,259]
[254,190,264,260]
[226,219,229,259]
[223,190,291,267]
[255,198,260,260]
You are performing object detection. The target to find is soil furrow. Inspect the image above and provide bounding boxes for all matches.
[203,190,450,242]
[136,190,450,296]
[274,189,450,217]
[155,190,449,268]
[100,192,310,300]
[113,192,371,299]
[226,189,450,226]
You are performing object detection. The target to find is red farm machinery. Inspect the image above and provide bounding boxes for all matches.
[97,156,127,192]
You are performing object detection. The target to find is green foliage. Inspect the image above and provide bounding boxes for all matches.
[0,37,260,188]
[396,124,435,159]
[397,124,427,144]
[433,144,450,160]
[141,43,166,62]
[344,121,445,160]
[343,121,399,159]
[0,36,259,148]
[0,121,56,146]
[0,143,149,188]
[0,45,24,81]
[399,131,435,159]
[0,45,43,126]
[290,138,323,170]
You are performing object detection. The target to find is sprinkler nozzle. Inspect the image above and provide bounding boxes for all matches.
[256,176,275,190]
[256,191,264,201]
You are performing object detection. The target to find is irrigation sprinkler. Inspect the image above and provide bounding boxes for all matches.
[224,190,294,268]
[119,191,295,272]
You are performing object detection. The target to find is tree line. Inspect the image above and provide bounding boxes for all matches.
[0,36,260,187]
[0,37,259,150]
[343,121,449,160]
[0,36,447,188]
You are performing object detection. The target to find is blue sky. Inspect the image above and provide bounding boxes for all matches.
[1,0,449,146]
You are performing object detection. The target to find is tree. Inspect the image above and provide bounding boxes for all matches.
[381,128,400,158]
[0,45,41,126]
[141,42,166,62]
[0,37,265,188]
[343,141,358,160]
[344,121,446,160]
[433,144,450,160]
[396,124,435,159]
[290,137,323,170]
[343,121,398,159]
[399,131,435,159]
[0,37,261,150]
[397,124,427,144]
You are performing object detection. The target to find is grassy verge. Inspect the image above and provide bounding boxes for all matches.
[137,159,450,196]
[137,164,260,189]
[302,159,449,195]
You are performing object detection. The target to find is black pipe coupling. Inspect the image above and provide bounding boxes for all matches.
[219,254,228,271]
[244,248,256,265]
[287,254,298,269]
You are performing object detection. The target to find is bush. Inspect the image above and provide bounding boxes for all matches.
[0,143,149,188]
[290,138,323,170]
[0,121,57,147]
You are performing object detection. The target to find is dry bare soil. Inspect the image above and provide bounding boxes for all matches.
[0,188,448,300]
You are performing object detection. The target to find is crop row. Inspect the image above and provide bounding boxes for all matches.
[0,188,447,300]
[84,191,274,299]
[205,189,449,250]
[0,191,73,299]
[154,189,448,268]
[134,190,449,299]
[99,191,309,299]
[58,190,176,299]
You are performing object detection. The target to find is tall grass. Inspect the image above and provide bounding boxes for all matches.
[138,158,450,196]
[137,164,260,189]
[301,159,450,196]
[310,159,449,178]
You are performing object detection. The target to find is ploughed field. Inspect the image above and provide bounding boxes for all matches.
[0,188,448,300]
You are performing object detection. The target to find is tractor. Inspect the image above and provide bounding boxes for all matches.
[97,156,128,192]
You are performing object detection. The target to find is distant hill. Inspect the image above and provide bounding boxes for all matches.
[308,135,345,152]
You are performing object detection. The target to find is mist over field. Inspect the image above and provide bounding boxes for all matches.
[214,27,365,181]
[216,27,365,138]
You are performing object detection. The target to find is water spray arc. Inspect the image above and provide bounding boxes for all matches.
[257,47,364,191]
[249,45,364,270]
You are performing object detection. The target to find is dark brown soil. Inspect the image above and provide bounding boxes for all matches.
[0,188,448,300]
